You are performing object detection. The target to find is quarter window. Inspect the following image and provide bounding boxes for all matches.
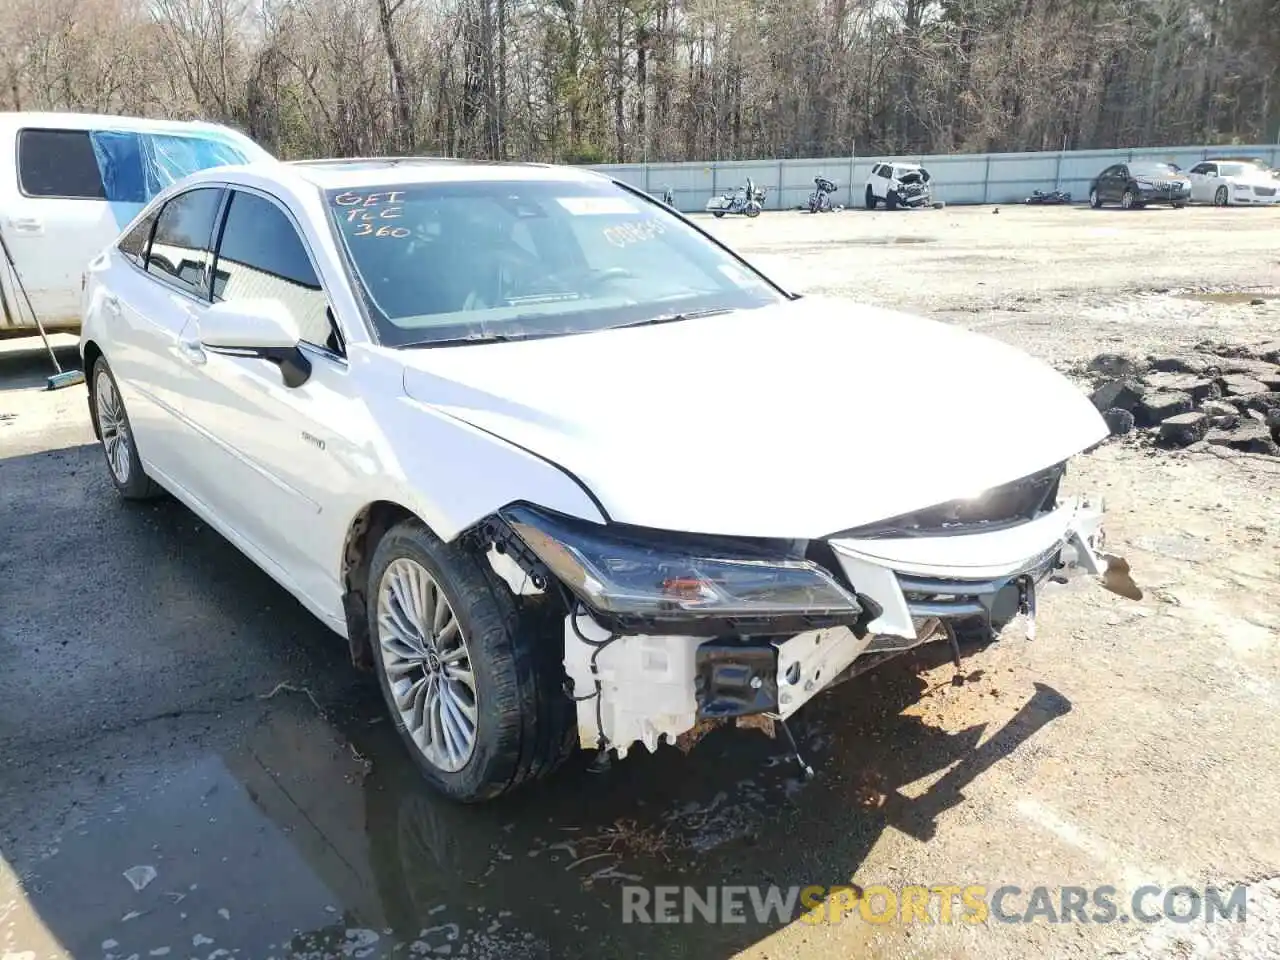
[145,187,224,297]
[212,190,335,351]
[119,209,160,268]
[17,129,106,199]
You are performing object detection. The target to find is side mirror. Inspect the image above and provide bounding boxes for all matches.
[198,299,312,388]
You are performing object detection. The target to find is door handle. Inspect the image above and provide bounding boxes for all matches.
[8,217,43,235]
[178,336,206,365]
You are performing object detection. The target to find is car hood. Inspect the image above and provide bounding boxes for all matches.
[397,297,1108,539]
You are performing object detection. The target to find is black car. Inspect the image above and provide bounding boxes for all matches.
[1088,161,1192,209]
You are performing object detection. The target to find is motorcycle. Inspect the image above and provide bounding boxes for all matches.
[807,176,838,213]
[1024,189,1073,205]
[705,178,766,218]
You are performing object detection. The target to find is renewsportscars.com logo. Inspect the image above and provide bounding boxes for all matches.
[620,883,1249,926]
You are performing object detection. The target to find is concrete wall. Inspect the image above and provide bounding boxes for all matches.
[589,144,1280,212]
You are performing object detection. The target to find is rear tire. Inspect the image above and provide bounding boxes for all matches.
[367,519,574,803]
[90,356,162,501]
[1089,188,1102,208]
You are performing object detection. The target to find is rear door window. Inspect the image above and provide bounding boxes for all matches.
[212,190,335,351]
[17,129,107,199]
[145,187,224,298]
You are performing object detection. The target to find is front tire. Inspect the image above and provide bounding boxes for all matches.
[1121,189,1136,209]
[886,190,899,210]
[367,519,574,803]
[864,186,877,210]
[90,357,161,500]
[1214,185,1229,207]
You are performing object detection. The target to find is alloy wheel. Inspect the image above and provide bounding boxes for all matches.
[376,557,478,773]
[1121,190,1134,209]
[95,370,131,485]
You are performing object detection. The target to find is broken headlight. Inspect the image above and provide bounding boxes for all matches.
[498,504,862,634]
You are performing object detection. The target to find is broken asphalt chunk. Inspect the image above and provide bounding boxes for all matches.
[1089,353,1140,378]
[1135,390,1192,427]
[1206,422,1280,455]
[1157,412,1209,447]
[1091,379,1145,412]
[1218,374,1268,396]
[1103,407,1135,436]
[1144,372,1221,403]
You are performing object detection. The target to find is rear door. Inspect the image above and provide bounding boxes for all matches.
[172,186,354,613]
[4,128,124,328]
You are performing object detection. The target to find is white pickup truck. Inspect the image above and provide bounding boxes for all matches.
[0,111,273,338]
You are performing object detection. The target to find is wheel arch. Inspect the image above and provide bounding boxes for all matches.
[83,339,105,440]
[339,499,424,671]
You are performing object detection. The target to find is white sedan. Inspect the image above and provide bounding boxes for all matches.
[1187,158,1280,206]
[79,158,1136,802]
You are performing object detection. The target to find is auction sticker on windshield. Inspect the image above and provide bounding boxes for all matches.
[556,196,640,215]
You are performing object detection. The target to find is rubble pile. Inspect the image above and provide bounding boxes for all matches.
[1073,340,1280,457]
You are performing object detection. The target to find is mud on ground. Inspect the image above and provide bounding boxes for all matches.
[1,204,1278,960]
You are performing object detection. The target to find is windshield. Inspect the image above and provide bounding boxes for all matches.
[325,179,786,346]
[1129,162,1181,177]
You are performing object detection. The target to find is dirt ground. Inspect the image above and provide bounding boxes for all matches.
[1,203,1278,960]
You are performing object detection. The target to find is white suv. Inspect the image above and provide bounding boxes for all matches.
[864,161,933,210]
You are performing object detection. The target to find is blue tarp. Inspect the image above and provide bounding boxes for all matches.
[89,130,252,226]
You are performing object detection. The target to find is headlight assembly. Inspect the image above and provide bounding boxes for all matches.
[496,504,863,634]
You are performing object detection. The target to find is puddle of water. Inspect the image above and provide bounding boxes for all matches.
[1,645,1066,960]
[1176,291,1279,305]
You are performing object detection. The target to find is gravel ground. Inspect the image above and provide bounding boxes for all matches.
[1,202,1278,960]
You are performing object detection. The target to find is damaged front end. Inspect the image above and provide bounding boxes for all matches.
[477,469,1138,769]
[895,174,932,208]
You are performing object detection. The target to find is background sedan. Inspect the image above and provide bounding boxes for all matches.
[1088,161,1191,209]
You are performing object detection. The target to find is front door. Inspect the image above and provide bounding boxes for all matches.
[173,187,357,616]
[1188,163,1216,203]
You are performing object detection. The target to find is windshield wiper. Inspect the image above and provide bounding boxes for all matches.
[610,308,733,330]
[399,330,569,348]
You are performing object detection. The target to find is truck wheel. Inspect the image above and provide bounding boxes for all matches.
[367,519,575,803]
[864,186,877,210]
[886,190,899,210]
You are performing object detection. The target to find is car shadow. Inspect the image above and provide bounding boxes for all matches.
[0,440,1074,959]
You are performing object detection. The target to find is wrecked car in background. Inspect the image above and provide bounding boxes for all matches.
[80,158,1139,804]
[864,161,933,209]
